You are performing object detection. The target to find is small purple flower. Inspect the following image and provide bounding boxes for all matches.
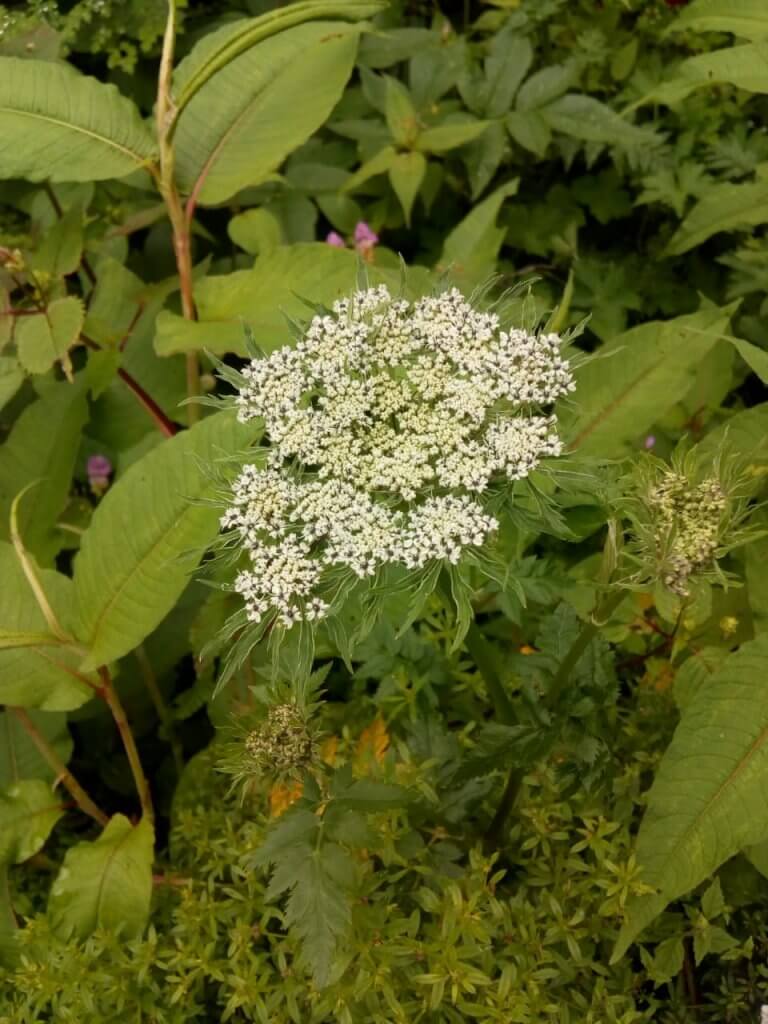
[644,435,656,450]
[87,454,113,493]
[354,221,379,251]
[325,231,346,248]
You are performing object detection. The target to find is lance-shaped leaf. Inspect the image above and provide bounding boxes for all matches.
[666,178,768,254]
[665,0,768,40]
[74,410,261,670]
[614,634,768,960]
[171,0,384,117]
[0,543,95,711]
[641,42,768,106]
[48,815,154,940]
[0,710,73,789]
[0,57,157,183]
[565,303,738,456]
[173,21,363,205]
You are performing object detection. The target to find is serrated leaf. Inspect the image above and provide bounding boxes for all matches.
[48,814,154,940]
[0,779,63,866]
[0,710,72,788]
[516,62,579,111]
[73,410,261,669]
[0,57,157,182]
[0,379,88,562]
[0,543,94,710]
[540,94,656,147]
[565,304,737,456]
[666,0,768,40]
[174,22,362,205]
[614,634,768,959]
[505,110,551,157]
[485,34,532,118]
[332,778,409,811]
[666,179,768,254]
[28,204,83,278]
[16,296,84,376]
[388,150,426,225]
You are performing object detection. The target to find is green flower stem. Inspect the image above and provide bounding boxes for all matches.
[485,588,627,848]
[98,667,154,823]
[465,621,516,726]
[8,706,109,828]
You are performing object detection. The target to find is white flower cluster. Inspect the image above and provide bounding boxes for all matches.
[223,286,574,627]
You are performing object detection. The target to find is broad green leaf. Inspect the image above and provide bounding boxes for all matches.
[0,630,61,651]
[48,814,154,940]
[15,296,84,376]
[485,35,533,118]
[388,150,426,225]
[666,179,768,254]
[697,402,768,474]
[439,179,519,280]
[0,543,95,711]
[416,119,488,154]
[727,336,768,383]
[540,94,656,147]
[28,204,83,278]
[666,0,768,40]
[73,411,261,669]
[465,120,507,199]
[0,379,88,562]
[0,779,63,866]
[155,244,431,357]
[615,634,768,959]
[565,304,737,456]
[0,57,157,182]
[384,76,418,147]
[172,0,384,116]
[0,710,72,788]
[228,208,283,255]
[643,42,768,106]
[174,22,362,205]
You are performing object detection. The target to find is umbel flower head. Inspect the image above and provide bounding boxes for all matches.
[221,284,575,629]
[623,445,758,598]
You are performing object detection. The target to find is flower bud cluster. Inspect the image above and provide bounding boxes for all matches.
[244,702,316,777]
[223,285,573,626]
[648,471,727,596]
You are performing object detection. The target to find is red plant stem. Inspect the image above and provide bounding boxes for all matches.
[8,706,109,827]
[98,667,154,823]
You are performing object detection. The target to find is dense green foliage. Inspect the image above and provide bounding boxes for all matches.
[2,0,768,1020]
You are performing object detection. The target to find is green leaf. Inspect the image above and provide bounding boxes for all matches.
[388,150,426,225]
[565,304,737,456]
[174,22,362,205]
[0,357,23,415]
[0,543,95,710]
[48,814,154,940]
[73,410,261,670]
[515,62,579,111]
[666,179,768,254]
[0,779,63,866]
[15,296,84,376]
[505,110,551,157]
[384,76,418,147]
[28,204,83,278]
[0,630,61,651]
[539,94,656,147]
[172,0,384,116]
[228,208,283,256]
[343,145,398,192]
[727,336,768,383]
[155,244,432,357]
[0,57,157,182]
[644,42,768,106]
[0,379,88,562]
[416,119,488,154]
[484,35,533,118]
[439,179,519,280]
[332,779,410,811]
[666,0,768,40]
[614,634,768,959]
[0,710,72,789]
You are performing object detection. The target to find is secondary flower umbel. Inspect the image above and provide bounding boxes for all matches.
[222,285,574,627]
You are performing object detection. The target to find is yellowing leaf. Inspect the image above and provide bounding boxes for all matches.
[269,781,304,818]
[355,717,389,768]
